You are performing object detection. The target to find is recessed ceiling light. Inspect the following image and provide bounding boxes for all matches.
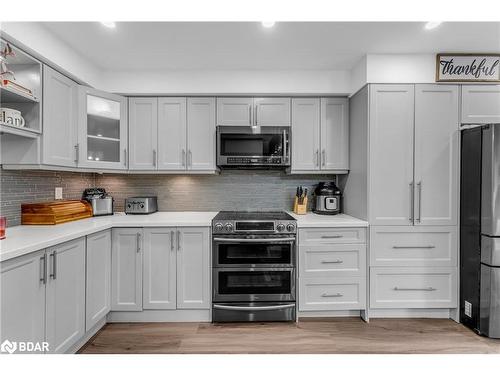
[261,21,275,28]
[424,22,442,30]
[101,22,116,29]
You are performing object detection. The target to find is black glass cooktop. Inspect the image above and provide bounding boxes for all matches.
[214,211,295,221]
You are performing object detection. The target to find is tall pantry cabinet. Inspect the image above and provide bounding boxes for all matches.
[345,84,459,317]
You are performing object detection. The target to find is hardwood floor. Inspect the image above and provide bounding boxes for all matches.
[79,318,500,354]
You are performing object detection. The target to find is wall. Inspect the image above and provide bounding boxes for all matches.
[366,54,436,84]
[0,169,332,226]
[0,169,96,226]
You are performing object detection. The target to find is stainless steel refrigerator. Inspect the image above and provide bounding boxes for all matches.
[461,124,500,338]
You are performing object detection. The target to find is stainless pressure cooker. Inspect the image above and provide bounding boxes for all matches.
[313,181,342,215]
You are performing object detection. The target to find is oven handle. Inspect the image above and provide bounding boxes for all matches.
[213,237,296,243]
[213,304,295,311]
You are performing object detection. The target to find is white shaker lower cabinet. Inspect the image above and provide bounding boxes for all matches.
[111,228,143,311]
[298,227,367,314]
[0,250,46,350]
[85,230,112,330]
[176,227,211,309]
[45,238,86,354]
[143,228,177,310]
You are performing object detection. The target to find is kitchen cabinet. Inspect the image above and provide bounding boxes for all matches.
[158,97,187,170]
[111,228,143,311]
[85,230,111,331]
[176,227,211,309]
[369,84,459,226]
[42,65,78,167]
[321,98,349,170]
[77,86,128,170]
[0,250,46,349]
[217,97,290,127]
[369,85,415,225]
[143,228,176,310]
[129,97,158,170]
[45,238,86,354]
[187,97,216,171]
[291,98,349,173]
[461,85,500,124]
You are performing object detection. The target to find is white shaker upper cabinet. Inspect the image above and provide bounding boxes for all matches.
[85,230,112,331]
[291,98,320,172]
[0,250,46,349]
[176,227,211,309]
[187,97,216,171]
[321,98,349,171]
[254,98,291,126]
[128,98,158,170]
[369,85,415,226]
[216,97,253,126]
[77,87,128,170]
[143,228,177,310]
[42,65,78,167]
[158,97,187,171]
[461,85,500,124]
[414,85,459,226]
[111,228,143,311]
[45,238,86,354]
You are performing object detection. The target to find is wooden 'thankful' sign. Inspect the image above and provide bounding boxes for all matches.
[436,54,500,82]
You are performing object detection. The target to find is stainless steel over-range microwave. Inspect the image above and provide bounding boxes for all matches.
[216,125,290,168]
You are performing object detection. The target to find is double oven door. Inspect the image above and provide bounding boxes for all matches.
[212,235,296,303]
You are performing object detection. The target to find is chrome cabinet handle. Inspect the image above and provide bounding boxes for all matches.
[249,106,252,125]
[409,182,414,223]
[322,149,326,166]
[136,233,141,253]
[321,293,343,298]
[74,144,79,164]
[123,149,127,166]
[393,287,436,291]
[40,254,47,284]
[170,230,175,251]
[153,150,157,167]
[49,251,57,280]
[321,259,343,264]
[254,105,258,126]
[314,150,319,166]
[416,181,422,223]
[392,245,435,249]
[182,149,186,166]
[321,235,343,239]
[188,150,192,167]
[177,230,181,251]
[213,304,295,311]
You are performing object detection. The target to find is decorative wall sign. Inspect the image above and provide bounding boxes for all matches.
[436,54,500,82]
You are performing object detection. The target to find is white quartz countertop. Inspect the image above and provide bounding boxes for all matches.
[0,212,218,262]
[0,211,368,262]
[290,213,369,228]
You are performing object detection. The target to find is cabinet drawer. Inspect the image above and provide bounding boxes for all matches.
[299,227,366,245]
[299,244,366,277]
[299,277,366,311]
[370,267,457,309]
[370,226,457,266]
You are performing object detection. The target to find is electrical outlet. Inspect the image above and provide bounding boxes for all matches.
[55,187,63,200]
[465,301,472,317]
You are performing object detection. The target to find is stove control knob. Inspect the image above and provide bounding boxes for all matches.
[225,223,233,232]
[214,223,223,232]
[276,223,285,232]
[286,223,295,232]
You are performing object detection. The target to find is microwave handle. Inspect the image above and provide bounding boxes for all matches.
[213,304,295,311]
[213,237,296,243]
[283,129,288,161]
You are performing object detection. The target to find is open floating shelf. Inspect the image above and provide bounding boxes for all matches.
[0,123,40,138]
[0,86,39,103]
[87,134,121,142]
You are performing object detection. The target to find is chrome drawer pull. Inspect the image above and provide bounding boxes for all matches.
[392,245,436,249]
[393,287,437,291]
[321,260,343,264]
[321,293,343,298]
[321,235,343,239]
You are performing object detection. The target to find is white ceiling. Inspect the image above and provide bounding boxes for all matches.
[40,22,500,71]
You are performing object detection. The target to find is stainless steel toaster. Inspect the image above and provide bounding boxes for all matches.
[125,196,158,214]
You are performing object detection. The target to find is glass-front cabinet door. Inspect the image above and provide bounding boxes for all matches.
[77,87,128,169]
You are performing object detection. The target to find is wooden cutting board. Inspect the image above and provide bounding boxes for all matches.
[21,200,93,225]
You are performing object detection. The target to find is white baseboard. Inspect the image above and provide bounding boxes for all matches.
[298,310,362,318]
[108,309,211,322]
[66,316,107,354]
[368,308,452,318]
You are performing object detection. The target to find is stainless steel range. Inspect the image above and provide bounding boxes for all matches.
[212,211,297,322]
